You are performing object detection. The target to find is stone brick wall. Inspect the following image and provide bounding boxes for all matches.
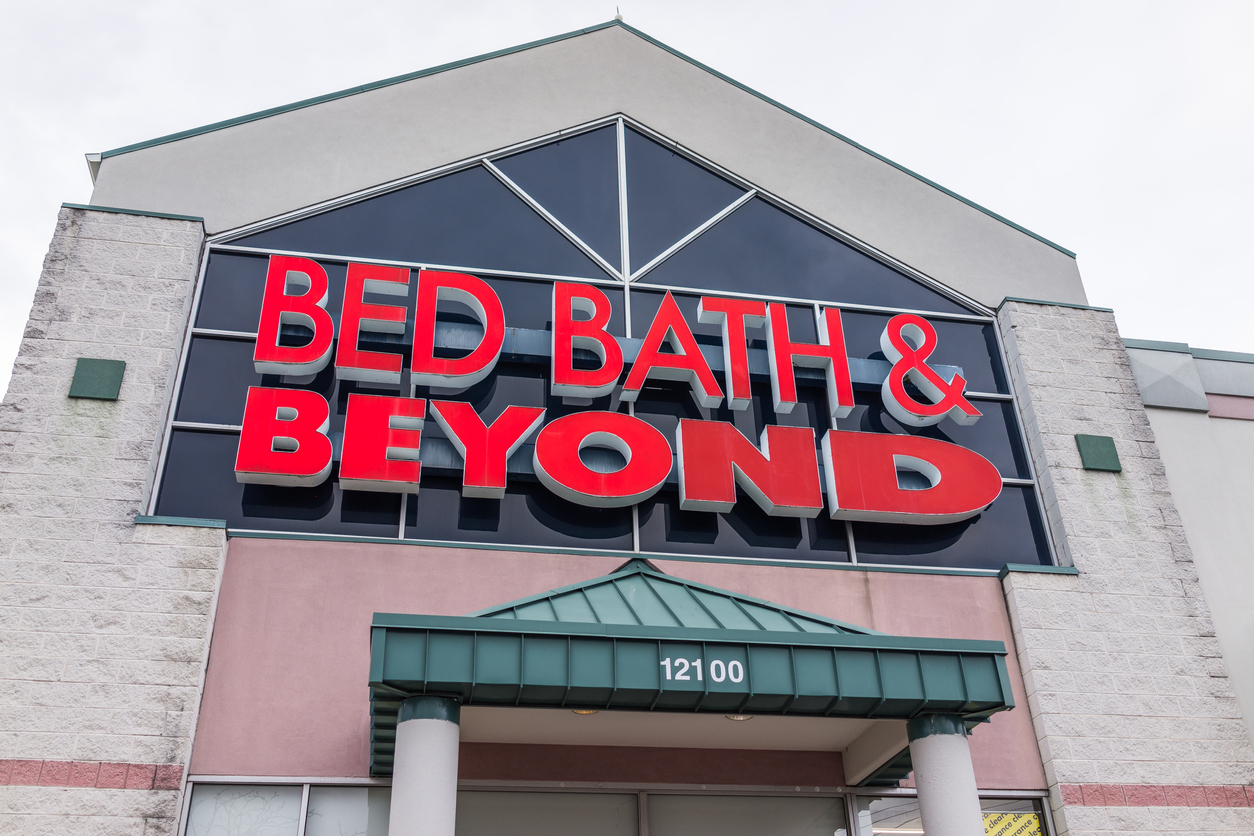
[0,207,224,835]
[997,300,1254,835]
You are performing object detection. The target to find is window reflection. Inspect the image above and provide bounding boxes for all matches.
[648,794,849,836]
[186,784,302,836]
[455,791,638,835]
[856,796,924,835]
[980,798,1043,836]
[181,785,1045,836]
[854,796,1044,836]
[305,786,391,836]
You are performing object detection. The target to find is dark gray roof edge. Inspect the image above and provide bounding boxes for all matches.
[134,514,225,528]
[1123,338,1191,353]
[1124,339,1254,365]
[998,563,1079,581]
[96,20,1075,260]
[613,22,1075,260]
[1189,347,1254,365]
[99,21,621,160]
[62,203,205,223]
[998,296,1112,313]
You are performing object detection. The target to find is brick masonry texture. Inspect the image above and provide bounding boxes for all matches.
[0,760,182,790]
[0,208,223,835]
[998,301,1254,836]
[1058,783,1254,808]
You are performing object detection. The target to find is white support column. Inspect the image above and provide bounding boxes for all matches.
[388,696,461,836]
[907,715,984,836]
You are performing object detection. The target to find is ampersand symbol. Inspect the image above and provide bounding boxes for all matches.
[879,314,982,427]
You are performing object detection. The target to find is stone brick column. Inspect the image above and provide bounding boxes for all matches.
[997,300,1254,835]
[0,207,223,835]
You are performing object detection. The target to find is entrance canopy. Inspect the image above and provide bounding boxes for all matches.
[368,560,1012,776]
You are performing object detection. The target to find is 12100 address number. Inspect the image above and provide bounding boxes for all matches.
[660,657,745,683]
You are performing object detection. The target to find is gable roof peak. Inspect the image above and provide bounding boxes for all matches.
[470,562,881,636]
[610,557,663,575]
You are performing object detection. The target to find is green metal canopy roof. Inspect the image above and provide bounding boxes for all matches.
[368,560,1013,777]
[471,559,882,635]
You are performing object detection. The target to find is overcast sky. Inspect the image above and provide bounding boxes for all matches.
[3,1,1252,397]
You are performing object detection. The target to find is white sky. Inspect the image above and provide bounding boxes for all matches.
[3,1,1252,397]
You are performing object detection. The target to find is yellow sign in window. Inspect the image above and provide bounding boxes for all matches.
[983,812,1042,836]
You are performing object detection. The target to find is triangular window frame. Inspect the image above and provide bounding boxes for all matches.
[211,114,991,319]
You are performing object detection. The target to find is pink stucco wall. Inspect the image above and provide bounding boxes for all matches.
[190,538,1045,789]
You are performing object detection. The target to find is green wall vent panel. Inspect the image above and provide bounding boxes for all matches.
[367,563,1014,777]
[68,358,126,400]
[1075,434,1122,472]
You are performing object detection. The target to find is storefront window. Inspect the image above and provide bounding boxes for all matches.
[455,791,638,835]
[855,796,923,835]
[180,785,1047,836]
[853,796,1044,836]
[186,784,303,836]
[305,786,391,836]
[647,794,849,836]
[978,799,1044,836]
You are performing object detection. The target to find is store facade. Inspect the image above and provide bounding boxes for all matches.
[2,20,1252,836]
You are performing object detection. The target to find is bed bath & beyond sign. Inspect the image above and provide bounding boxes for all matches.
[233,256,1002,523]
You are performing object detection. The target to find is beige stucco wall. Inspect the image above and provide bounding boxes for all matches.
[1146,407,1254,750]
[88,24,1085,311]
[189,537,1046,790]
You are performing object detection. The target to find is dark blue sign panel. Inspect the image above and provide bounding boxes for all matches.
[155,120,1050,571]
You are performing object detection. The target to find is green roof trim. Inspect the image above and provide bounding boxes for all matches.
[62,203,205,223]
[97,20,1072,259]
[371,612,1004,653]
[609,22,1075,259]
[998,297,1114,313]
[1123,338,1191,354]
[1122,340,1254,365]
[998,563,1079,581]
[366,562,1014,776]
[135,515,227,529]
[1190,347,1254,364]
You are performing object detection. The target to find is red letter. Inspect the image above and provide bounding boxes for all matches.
[533,412,671,507]
[622,291,723,407]
[253,256,335,375]
[336,262,410,383]
[821,430,1002,524]
[551,282,624,398]
[429,401,546,498]
[411,270,505,389]
[339,394,426,493]
[765,303,854,420]
[879,314,982,427]
[235,386,333,486]
[676,420,822,517]
[697,296,766,410]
